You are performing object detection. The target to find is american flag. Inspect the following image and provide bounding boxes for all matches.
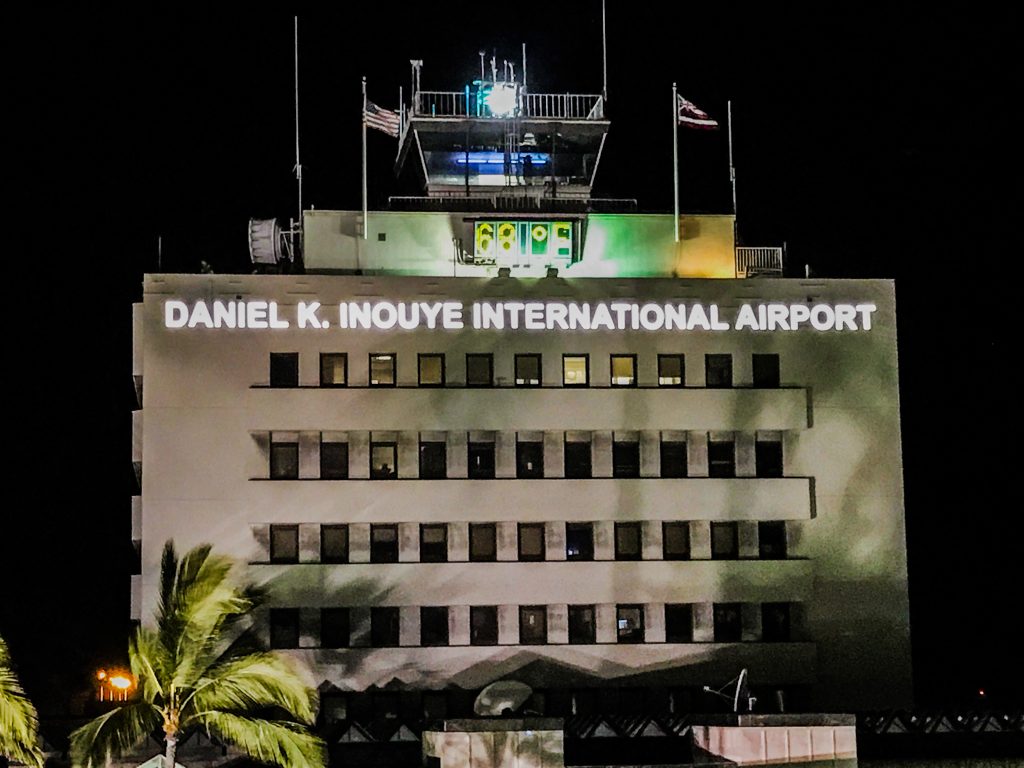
[364,101,400,137]
[677,95,719,129]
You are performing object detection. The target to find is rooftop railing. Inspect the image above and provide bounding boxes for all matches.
[736,247,784,277]
[412,91,605,120]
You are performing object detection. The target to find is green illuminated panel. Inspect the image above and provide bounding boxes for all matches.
[474,220,574,265]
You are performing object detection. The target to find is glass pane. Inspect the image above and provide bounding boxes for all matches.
[466,354,493,386]
[270,353,299,387]
[711,522,738,559]
[611,355,636,386]
[321,525,348,562]
[320,353,347,386]
[419,354,444,386]
[752,354,780,388]
[616,606,643,643]
[665,604,693,643]
[470,524,496,561]
[566,523,594,560]
[370,354,395,385]
[515,354,541,386]
[663,522,690,559]
[615,524,641,559]
[563,356,588,386]
[471,606,498,645]
[371,444,397,478]
[658,355,684,386]
[270,525,298,562]
[520,606,547,644]
[320,442,348,479]
[519,524,545,560]
[270,443,298,479]
[568,606,596,644]
[706,354,733,388]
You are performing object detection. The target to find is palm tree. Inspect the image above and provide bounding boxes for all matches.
[70,542,326,768]
[0,633,44,768]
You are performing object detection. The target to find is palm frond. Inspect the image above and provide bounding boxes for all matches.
[0,635,44,768]
[197,711,326,768]
[68,702,161,768]
[129,627,171,705]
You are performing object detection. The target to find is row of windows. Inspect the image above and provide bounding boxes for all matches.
[267,520,788,564]
[269,352,781,389]
[269,602,795,649]
[270,433,784,480]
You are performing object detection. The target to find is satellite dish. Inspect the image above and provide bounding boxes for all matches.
[248,218,286,265]
[474,680,533,716]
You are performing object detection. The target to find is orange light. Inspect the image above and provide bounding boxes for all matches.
[97,670,107,680]
[109,675,133,690]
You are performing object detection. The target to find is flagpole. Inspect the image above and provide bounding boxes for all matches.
[294,17,303,252]
[672,82,680,243]
[362,76,368,240]
[727,100,737,243]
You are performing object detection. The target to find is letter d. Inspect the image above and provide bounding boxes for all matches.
[165,301,188,328]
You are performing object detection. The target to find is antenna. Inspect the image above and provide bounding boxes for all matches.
[522,43,527,90]
[702,668,756,713]
[293,17,303,250]
[601,0,608,102]
[479,50,486,81]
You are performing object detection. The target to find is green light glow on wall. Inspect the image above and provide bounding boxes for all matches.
[474,221,573,265]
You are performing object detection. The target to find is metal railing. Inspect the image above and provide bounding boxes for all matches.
[736,247,784,277]
[414,91,469,117]
[412,91,605,120]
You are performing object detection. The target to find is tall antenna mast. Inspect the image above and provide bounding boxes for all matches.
[601,0,608,102]
[293,16,303,244]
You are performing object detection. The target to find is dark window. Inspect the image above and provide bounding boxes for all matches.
[321,693,348,723]
[658,354,685,387]
[663,522,691,560]
[665,604,693,643]
[423,692,447,720]
[469,523,496,562]
[615,523,642,560]
[370,524,399,563]
[420,524,448,563]
[371,607,400,647]
[321,608,350,648]
[758,521,787,560]
[370,442,397,479]
[421,607,449,646]
[369,353,396,386]
[564,440,592,478]
[419,441,447,479]
[468,442,496,479]
[705,354,733,388]
[713,603,742,642]
[320,440,348,479]
[617,605,644,644]
[568,605,596,644]
[756,439,783,478]
[613,440,640,478]
[711,522,739,560]
[466,354,494,387]
[270,440,298,480]
[610,354,637,387]
[270,353,299,387]
[515,354,542,386]
[566,523,594,561]
[270,608,299,649]
[762,603,791,642]
[518,523,545,561]
[563,354,589,387]
[470,606,499,646]
[752,354,780,388]
[320,353,347,387]
[517,440,544,478]
[270,525,298,563]
[519,606,547,644]
[708,438,736,478]
[661,441,688,477]
[321,524,349,563]
[418,354,445,386]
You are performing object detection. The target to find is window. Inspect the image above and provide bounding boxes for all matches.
[665,604,693,643]
[566,523,594,561]
[615,522,642,561]
[270,608,299,649]
[708,437,736,478]
[562,354,589,387]
[321,608,350,648]
[370,524,398,563]
[661,440,687,478]
[466,354,494,387]
[320,439,348,479]
[471,606,499,646]
[516,439,544,479]
[518,523,545,562]
[421,607,449,646]
[756,438,783,478]
[663,522,691,560]
[468,441,496,479]
[418,354,445,387]
[370,607,400,647]
[568,605,596,644]
[564,440,592,478]
[370,442,397,479]
[711,522,739,560]
[705,354,733,388]
[420,524,448,563]
[270,525,298,563]
[469,523,496,562]
[616,605,644,644]
[610,354,637,387]
[758,521,787,560]
[320,353,347,387]
[369,353,396,386]
[658,354,685,387]
[613,439,640,478]
[713,603,742,642]
[321,524,348,563]
[270,438,298,480]
[419,440,447,479]
[762,603,791,642]
[269,352,298,387]
[515,354,541,386]
[752,353,780,388]
[519,606,547,645]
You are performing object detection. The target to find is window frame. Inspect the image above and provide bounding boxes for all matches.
[519,605,548,645]
[419,439,447,479]
[564,439,592,479]
[469,522,497,562]
[518,523,546,562]
[370,606,400,648]
[514,353,542,387]
[516,438,544,479]
[368,353,397,387]
[420,606,450,647]
[320,607,351,648]
[610,354,638,387]
[616,604,645,644]
[269,524,299,564]
[470,605,499,646]
[758,521,787,560]
[370,441,398,479]
[370,524,399,563]
[614,522,642,561]
[663,521,691,561]
[657,354,685,387]
[319,353,348,388]
[319,438,349,480]
[565,522,595,561]
[465,353,495,388]
[269,439,299,480]
[269,352,299,388]
[660,439,688,478]
[567,604,597,644]
[417,353,446,387]
[467,441,496,479]
[269,608,300,649]
[710,522,739,561]
[708,437,736,478]
[665,603,694,643]
[420,523,448,563]
[612,439,641,478]
[562,353,590,387]
[705,354,733,388]
[320,524,349,564]
[713,602,743,643]
[755,438,784,478]
[752,353,781,388]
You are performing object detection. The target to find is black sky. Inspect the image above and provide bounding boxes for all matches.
[4,6,1019,714]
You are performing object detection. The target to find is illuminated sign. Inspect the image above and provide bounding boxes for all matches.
[474,221,574,265]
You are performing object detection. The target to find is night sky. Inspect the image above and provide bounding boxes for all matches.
[4,6,1018,715]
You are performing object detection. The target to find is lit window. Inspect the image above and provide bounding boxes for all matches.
[471,606,499,646]
[663,522,691,560]
[518,523,545,562]
[421,607,449,646]
[468,441,496,479]
[370,524,398,563]
[661,440,687,478]
[370,442,397,479]
[752,354,780,388]
[612,439,640,478]
[758,521,787,560]
[711,522,738,560]
[466,354,494,387]
[568,605,596,644]
[708,437,736,478]
[420,524,448,563]
[320,439,348,480]
[269,608,299,649]
[705,354,733,388]
[371,607,400,647]
[369,353,396,386]
[321,608,350,648]
[270,524,298,563]
[516,439,544,479]
[713,603,742,642]
[614,522,642,560]
[658,354,684,387]
[270,436,298,480]
[321,525,348,563]
[519,606,547,645]
[762,603,791,642]
[469,523,496,562]
[665,604,693,643]
[269,353,298,387]
[562,354,589,387]
[564,439,592,478]
[418,354,445,386]
[319,353,347,387]
[515,354,541,386]
[755,438,783,478]
[610,354,637,387]
[566,523,594,561]
[616,605,644,644]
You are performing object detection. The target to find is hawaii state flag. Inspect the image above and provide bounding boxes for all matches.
[677,95,719,129]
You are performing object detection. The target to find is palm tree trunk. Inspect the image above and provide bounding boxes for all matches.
[164,735,177,768]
